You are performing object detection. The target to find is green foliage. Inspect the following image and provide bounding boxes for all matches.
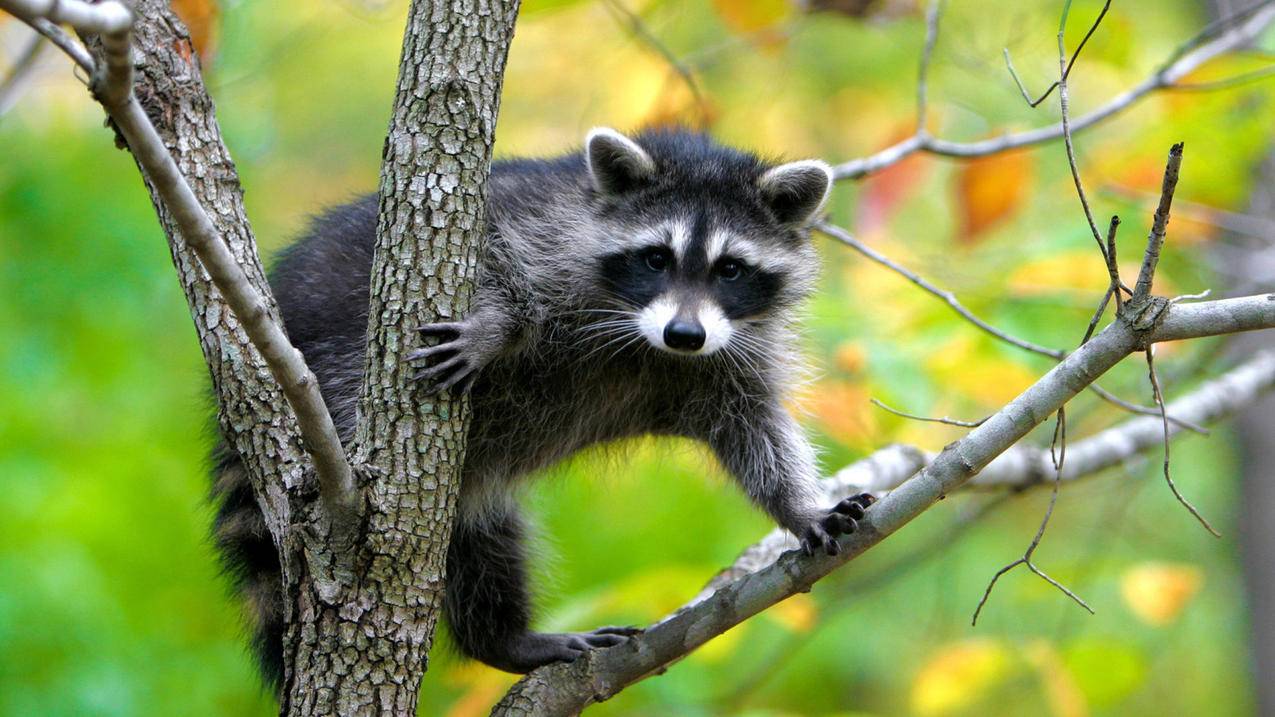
[1,0,1271,714]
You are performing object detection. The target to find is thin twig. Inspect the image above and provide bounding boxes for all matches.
[832,2,1275,180]
[1003,0,1112,108]
[603,0,709,126]
[1134,143,1185,300]
[817,221,1210,434]
[1054,3,1110,262]
[915,0,943,134]
[870,397,986,427]
[0,32,44,117]
[972,408,1093,625]
[1146,347,1221,536]
[816,222,1065,357]
[13,13,94,72]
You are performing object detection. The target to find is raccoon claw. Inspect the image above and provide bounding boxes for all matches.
[503,628,641,672]
[798,493,875,557]
[408,319,493,394]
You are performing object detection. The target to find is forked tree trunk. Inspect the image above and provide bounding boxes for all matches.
[102,0,519,714]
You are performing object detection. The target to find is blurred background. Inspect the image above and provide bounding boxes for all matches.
[2,0,1274,714]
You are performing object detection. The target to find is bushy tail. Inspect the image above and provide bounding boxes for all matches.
[211,444,285,690]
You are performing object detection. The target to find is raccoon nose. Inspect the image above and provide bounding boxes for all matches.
[664,320,706,351]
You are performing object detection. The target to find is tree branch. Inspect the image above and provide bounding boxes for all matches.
[491,292,1275,715]
[832,1,1275,180]
[0,0,360,521]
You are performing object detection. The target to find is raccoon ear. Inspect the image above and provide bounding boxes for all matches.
[585,127,655,196]
[758,160,834,228]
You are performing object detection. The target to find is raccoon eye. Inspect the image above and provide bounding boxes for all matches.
[644,247,671,272]
[716,259,742,281]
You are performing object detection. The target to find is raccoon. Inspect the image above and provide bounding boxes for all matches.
[211,127,874,685]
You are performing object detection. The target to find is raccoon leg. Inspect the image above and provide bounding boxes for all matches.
[709,403,875,557]
[443,504,638,673]
[409,296,528,395]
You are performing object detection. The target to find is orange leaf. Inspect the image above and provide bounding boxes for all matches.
[804,380,878,448]
[955,148,1033,243]
[1120,562,1203,626]
[171,0,220,63]
[858,129,931,234]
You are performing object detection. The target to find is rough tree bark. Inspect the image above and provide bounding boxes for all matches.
[56,0,520,713]
[110,0,304,555]
[7,1,1274,714]
[283,1,521,713]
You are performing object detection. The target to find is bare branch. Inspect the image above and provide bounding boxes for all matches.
[1003,0,1112,108]
[870,397,986,427]
[492,298,1275,715]
[1134,143,1185,300]
[0,33,45,116]
[1,0,359,517]
[1169,62,1275,91]
[13,13,92,72]
[915,0,943,133]
[725,349,1275,587]
[1146,347,1221,536]
[816,221,1209,434]
[832,2,1275,180]
[2,0,131,33]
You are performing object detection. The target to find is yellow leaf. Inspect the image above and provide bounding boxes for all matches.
[1025,640,1090,717]
[766,593,818,632]
[911,639,1011,716]
[712,0,792,31]
[955,149,1034,243]
[924,335,1037,406]
[1007,252,1109,297]
[642,70,716,130]
[691,621,750,663]
[1120,562,1203,626]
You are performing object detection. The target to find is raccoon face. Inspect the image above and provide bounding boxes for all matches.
[584,127,831,358]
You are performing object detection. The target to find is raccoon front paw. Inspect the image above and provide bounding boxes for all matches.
[798,493,876,557]
[407,319,497,395]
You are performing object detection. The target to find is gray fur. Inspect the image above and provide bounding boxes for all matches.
[211,127,861,686]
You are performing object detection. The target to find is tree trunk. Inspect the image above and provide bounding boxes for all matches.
[92,0,520,712]
[281,1,520,714]
[113,1,303,552]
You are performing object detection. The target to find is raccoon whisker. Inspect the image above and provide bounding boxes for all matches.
[576,317,638,332]
[722,339,767,387]
[580,326,643,363]
[605,332,647,363]
[576,323,640,345]
[565,308,636,317]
